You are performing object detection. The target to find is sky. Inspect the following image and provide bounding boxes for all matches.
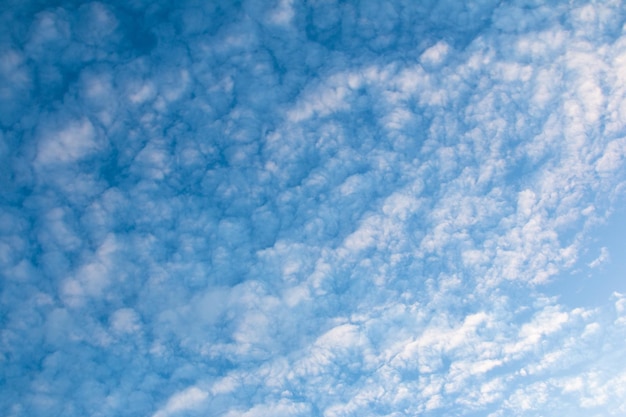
[1,0,626,416]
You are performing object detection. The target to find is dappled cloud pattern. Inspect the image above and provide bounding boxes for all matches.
[2,1,626,416]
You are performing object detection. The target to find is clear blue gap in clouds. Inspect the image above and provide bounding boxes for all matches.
[545,190,626,308]
[1,1,626,417]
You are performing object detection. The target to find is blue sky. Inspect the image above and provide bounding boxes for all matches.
[1,0,626,416]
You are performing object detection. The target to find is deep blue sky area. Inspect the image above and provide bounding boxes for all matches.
[1,1,626,416]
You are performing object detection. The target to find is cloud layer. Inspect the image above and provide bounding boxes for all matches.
[2,1,626,416]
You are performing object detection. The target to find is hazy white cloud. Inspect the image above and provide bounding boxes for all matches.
[36,118,99,166]
[152,386,208,417]
[588,246,610,268]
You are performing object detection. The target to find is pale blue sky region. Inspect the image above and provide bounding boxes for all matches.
[1,1,626,417]
[547,201,626,309]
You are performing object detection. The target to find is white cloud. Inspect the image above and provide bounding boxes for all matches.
[596,138,626,174]
[420,41,450,68]
[504,306,570,357]
[110,308,141,335]
[588,246,610,268]
[36,118,99,166]
[268,0,295,26]
[152,386,208,417]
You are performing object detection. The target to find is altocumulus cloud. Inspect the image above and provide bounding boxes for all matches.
[1,0,626,416]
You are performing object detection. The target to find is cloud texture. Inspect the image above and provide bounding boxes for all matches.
[2,1,626,416]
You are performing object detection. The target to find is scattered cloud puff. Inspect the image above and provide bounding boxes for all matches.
[2,1,626,417]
